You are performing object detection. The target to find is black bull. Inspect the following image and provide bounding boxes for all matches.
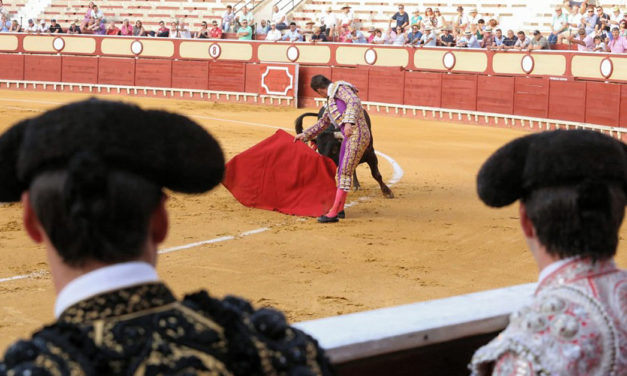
[295,106,394,198]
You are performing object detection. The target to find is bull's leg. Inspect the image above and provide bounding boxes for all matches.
[352,172,360,191]
[366,152,394,198]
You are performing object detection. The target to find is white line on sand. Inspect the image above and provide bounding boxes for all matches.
[0,98,404,284]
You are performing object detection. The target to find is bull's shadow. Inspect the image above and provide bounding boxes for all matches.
[295,106,394,198]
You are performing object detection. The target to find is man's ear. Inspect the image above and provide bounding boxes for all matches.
[21,192,44,243]
[519,202,535,238]
[150,194,169,245]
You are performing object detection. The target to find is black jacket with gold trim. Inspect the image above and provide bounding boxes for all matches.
[0,283,334,376]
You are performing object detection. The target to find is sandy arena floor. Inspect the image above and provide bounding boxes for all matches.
[0,90,626,353]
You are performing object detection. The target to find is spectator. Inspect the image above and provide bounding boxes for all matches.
[610,6,624,29]
[236,19,253,40]
[607,27,627,52]
[48,19,63,34]
[9,19,21,32]
[265,22,281,41]
[236,6,254,30]
[319,7,336,36]
[371,28,385,44]
[68,19,81,34]
[0,0,7,17]
[311,26,328,42]
[339,4,354,27]
[348,26,366,43]
[591,34,606,51]
[154,20,168,37]
[89,17,106,35]
[410,9,422,28]
[209,20,223,38]
[440,26,455,46]
[513,30,531,50]
[366,26,376,43]
[302,21,315,40]
[480,27,493,48]
[569,27,594,50]
[272,5,287,30]
[106,21,120,36]
[406,23,422,45]
[133,20,146,36]
[81,1,96,30]
[37,20,48,33]
[529,30,549,50]
[422,7,435,30]
[621,20,627,37]
[493,28,504,47]
[256,19,269,35]
[549,6,568,44]
[470,23,481,41]
[468,8,483,25]
[420,26,436,46]
[434,8,447,31]
[180,22,192,38]
[280,21,302,41]
[470,130,627,376]
[193,21,208,38]
[120,19,132,36]
[595,6,610,32]
[170,20,180,38]
[454,6,469,31]
[500,29,517,49]
[456,30,472,47]
[488,18,499,29]
[0,14,9,32]
[476,19,486,38]
[391,25,406,45]
[562,5,582,43]
[391,4,409,29]
[25,19,38,33]
[583,6,598,34]
[222,5,235,32]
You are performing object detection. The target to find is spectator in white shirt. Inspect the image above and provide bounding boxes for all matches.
[468,8,483,25]
[453,6,470,31]
[549,6,568,44]
[37,20,48,33]
[319,7,336,36]
[592,35,606,51]
[371,29,385,44]
[419,26,436,46]
[512,30,531,50]
[272,5,287,30]
[265,22,282,41]
[236,6,254,30]
[339,4,353,27]
[222,5,235,32]
[0,0,7,17]
[25,19,38,33]
[564,5,582,42]
[610,6,624,29]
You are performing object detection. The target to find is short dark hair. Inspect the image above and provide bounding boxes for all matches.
[310,75,332,91]
[29,156,162,267]
[523,183,625,262]
[517,31,525,35]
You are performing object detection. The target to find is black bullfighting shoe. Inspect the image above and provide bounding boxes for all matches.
[317,215,339,223]
[338,210,345,219]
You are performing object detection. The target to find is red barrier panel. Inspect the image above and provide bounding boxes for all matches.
[513,77,549,118]
[476,76,514,115]
[441,74,477,111]
[299,66,332,98]
[61,56,98,84]
[209,61,246,92]
[368,68,404,105]
[585,82,620,127]
[245,63,261,93]
[403,72,442,108]
[548,80,586,123]
[331,67,369,101]
[172,60,209,90]
[24,55,61,82]
[98,57,135,86]
[0,54,24,80]
[621,85,627,128]
[135,59,172,88]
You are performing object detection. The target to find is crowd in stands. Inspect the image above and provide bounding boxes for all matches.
[1,0,626,52]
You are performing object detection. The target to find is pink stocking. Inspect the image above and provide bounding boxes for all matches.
[326,189,347,217]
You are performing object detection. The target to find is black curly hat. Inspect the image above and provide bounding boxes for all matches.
[0,98,225,202]
[477,130,627,207]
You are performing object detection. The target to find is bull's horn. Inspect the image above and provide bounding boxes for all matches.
[333,131,344,140]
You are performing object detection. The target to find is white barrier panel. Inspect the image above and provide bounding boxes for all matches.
[295,282,536,363]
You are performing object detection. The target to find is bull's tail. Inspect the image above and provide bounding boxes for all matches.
[295,112,319,134]
[363,109,372,131]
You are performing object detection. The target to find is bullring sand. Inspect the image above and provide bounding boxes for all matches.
[1,90,625,352]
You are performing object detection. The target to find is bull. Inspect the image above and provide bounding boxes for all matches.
[295,106,394,198]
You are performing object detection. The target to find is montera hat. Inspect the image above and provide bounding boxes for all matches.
[477,130,627,208]
[0,98,225,202]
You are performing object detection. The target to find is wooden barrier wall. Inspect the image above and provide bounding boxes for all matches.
[1,34,627,127]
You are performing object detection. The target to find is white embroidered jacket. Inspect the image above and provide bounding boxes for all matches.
[470,258,627,376]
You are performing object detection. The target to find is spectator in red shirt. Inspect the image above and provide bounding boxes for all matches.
[367,26,376,43]
[156,20,170,37]
[106,21,121,36]
[120,19,132,36]
[209,20,222,38]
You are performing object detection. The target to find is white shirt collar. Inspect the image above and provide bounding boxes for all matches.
[537,256,577,285]
[327,84,333,97]
[54,261,159,318]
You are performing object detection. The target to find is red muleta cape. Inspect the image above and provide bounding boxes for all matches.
[222,129,337,217]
